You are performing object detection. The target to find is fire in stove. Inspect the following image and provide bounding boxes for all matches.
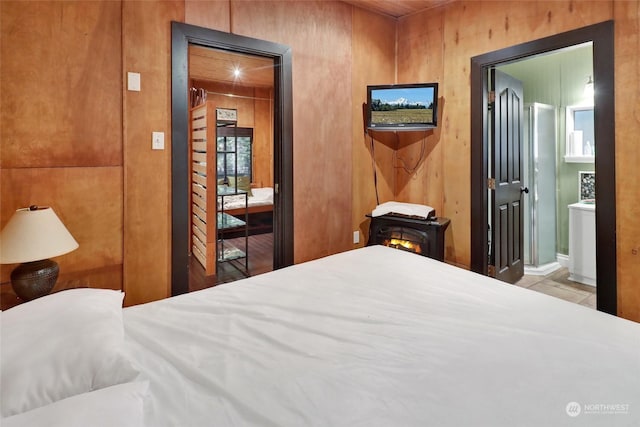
[383,238,423,255]
[368,215,449,261]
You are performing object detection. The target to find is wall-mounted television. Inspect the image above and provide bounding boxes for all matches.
[366,83,438,131]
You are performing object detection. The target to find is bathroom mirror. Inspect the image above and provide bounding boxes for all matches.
[565,105,595,162]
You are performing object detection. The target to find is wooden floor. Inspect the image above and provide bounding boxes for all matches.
[189,233,274,292]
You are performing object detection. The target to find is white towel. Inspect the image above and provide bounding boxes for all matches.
[371,201,435,219]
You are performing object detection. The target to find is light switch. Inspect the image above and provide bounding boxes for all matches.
[127,72,141,91]
[152,132,164,150]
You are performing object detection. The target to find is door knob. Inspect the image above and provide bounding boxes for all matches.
[520,186,529,194]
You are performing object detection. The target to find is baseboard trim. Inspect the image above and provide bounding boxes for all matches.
[524,261,562,276]
[557,253,569,268]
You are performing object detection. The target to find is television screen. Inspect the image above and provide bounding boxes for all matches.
[366,83,438,131]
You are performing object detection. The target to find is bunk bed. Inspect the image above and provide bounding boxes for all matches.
[189,102,252,274]
[219,186,273,236]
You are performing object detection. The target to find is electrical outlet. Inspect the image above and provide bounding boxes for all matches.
[353,230,360,244]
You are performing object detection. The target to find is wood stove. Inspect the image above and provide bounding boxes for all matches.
[366,214,450,261]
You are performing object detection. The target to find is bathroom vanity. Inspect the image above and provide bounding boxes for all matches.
[568,202,596,286]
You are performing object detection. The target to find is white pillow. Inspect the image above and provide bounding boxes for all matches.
[1,381,149,427]
[1,289,140,417]
[250,187,273,202]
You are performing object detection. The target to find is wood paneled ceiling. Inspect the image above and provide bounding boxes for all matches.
[342,0,453,18]
[189,45,274,88]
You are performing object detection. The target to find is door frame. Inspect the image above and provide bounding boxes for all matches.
[470,21,616,315]
[171,22,294,296]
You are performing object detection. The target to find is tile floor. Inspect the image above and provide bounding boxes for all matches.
[514,267,596,309]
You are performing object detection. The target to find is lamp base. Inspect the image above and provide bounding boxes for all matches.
[10,259,59,301]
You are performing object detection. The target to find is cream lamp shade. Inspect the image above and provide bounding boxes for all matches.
[1,206,79,301]
[0,206,79,264]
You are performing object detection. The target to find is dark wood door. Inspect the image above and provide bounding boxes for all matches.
[490,69,525,284]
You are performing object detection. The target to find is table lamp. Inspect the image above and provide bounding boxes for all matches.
[0,206,79,301]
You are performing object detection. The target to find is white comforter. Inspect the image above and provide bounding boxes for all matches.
[219,187,273,211]
[123,246,640,426]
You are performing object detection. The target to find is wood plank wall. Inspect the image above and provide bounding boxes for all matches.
[121,1,183,305]
[2,0,357,307]
[224,1,355,262]
[613,0,640,320]
[2,0,638,321]
[351,9,397,245]
[395,6,446,249]
[1,1,124,291]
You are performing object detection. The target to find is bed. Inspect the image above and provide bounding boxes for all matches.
[2,245,639,426]
[219,186,273,214]
[219,187,273,236]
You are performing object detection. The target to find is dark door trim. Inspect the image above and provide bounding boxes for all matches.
[470,21,616,315]
[171,22,294,296]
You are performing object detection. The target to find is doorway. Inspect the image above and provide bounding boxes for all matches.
[497,44,595,278]
[171,22,294,297]
[470,21,616,315]
[188,46,276,289]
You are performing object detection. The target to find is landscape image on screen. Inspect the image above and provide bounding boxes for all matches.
[370,87,435,126]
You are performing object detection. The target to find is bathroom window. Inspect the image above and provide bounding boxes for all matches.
[565,105,595,162]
